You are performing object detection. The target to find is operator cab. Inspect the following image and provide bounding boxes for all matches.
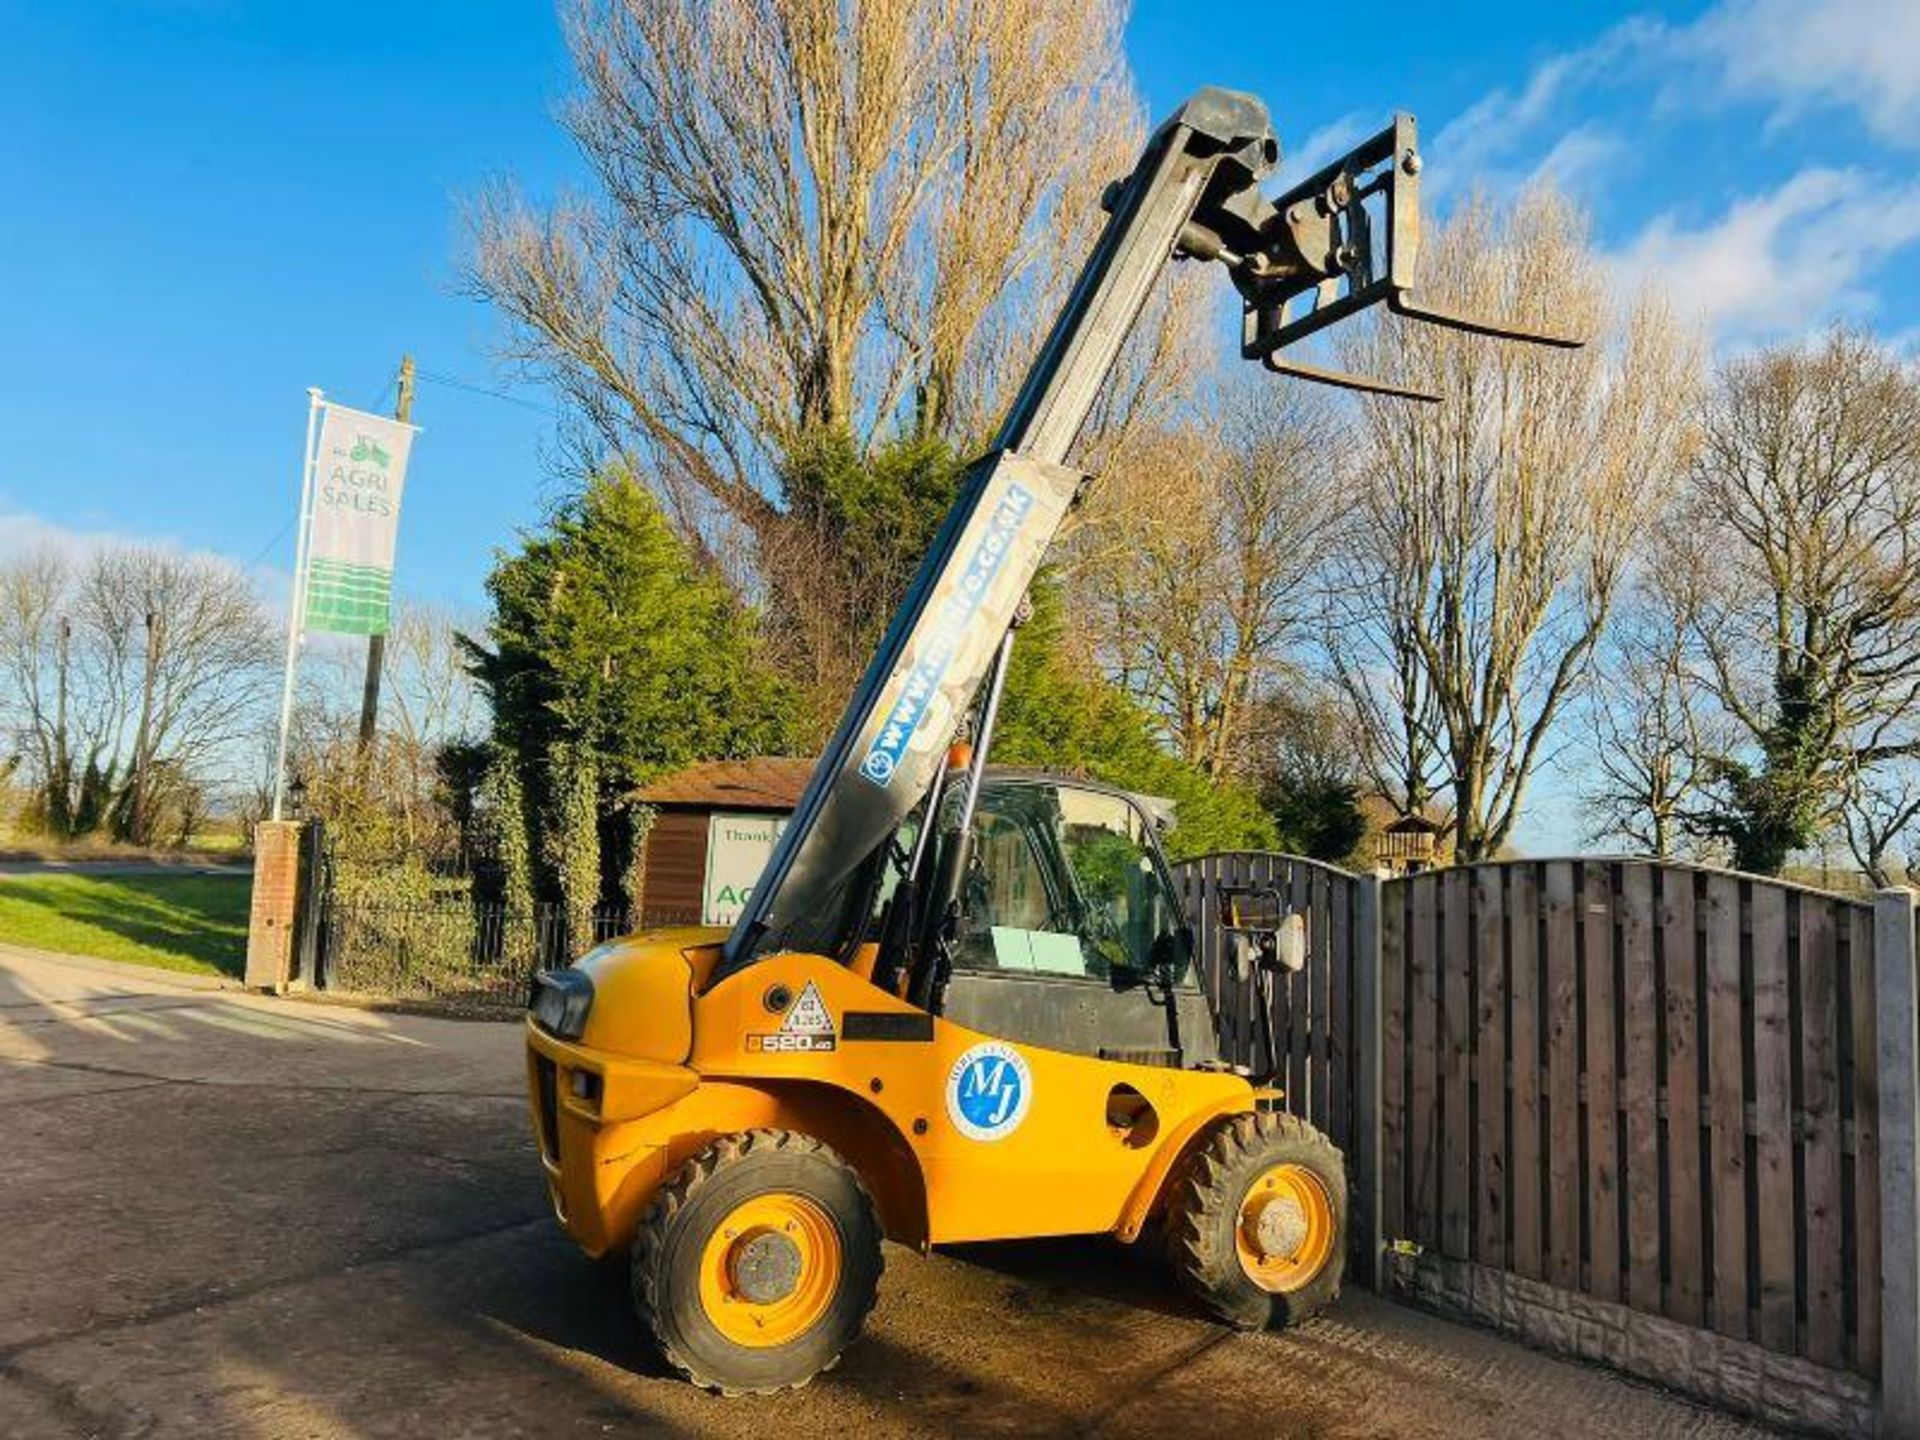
[878,770,1219,1069]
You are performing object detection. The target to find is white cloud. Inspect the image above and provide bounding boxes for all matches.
[1612,167,1920,342]
[1428,19,1656,193]
[1526,124,1623,200]
[0,510,293,611]
[1433,49,1585,176]
[0,511,139,566]
[1433,1,1920,171]
[1421,0,1920,207]
[1402,1,1920,346]
[1684,0,1920,147]
[1273,112,1373,189]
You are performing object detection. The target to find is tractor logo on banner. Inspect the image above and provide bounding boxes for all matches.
[746,980,837,1054]
[946,1040,1032,1141]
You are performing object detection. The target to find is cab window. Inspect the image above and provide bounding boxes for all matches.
[954,794,1081,975]
[953,782,1190,985]
[1055,786,1190,984]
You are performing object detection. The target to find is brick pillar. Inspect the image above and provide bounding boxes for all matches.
[245,820,304,992]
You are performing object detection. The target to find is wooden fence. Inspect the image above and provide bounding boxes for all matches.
[1177,851,1920,1435]
[1385,860,1880,1375]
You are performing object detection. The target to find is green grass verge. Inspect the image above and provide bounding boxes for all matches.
[0,873,251,978]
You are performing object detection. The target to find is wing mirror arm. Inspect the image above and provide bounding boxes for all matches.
[1224,908,1305,1088]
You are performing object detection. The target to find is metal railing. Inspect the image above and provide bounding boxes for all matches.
[314,897,704,1007]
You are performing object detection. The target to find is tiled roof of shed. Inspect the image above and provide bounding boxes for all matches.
[633,756,818,810]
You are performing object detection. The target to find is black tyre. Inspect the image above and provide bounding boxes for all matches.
[631,1129,883,1394]
[1164,1110,1346,1330]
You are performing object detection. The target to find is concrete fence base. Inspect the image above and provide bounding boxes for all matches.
[1386,1249,1877,1437]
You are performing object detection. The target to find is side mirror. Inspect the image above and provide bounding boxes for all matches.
[1272,911,1307,973]
[1219,886,1308,978]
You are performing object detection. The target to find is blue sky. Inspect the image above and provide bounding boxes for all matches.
[4,0,1919,844]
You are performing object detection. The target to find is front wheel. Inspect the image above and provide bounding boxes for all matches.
[1164,1111,1346,1330]
[631,1129,883,1394]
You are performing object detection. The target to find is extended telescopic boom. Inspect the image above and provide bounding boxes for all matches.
[719,86,1577,979]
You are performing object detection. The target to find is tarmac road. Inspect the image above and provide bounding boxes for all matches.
[0,859,252,876]
[0,943,1771,1439]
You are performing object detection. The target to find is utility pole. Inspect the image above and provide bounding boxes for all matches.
[130,609,163,846]
[357,354,413,755]
[53,616,70,835]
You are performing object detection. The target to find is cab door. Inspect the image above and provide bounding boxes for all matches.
[938,779,1218,1066]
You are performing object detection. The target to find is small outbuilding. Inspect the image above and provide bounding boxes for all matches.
[632,757,815,926]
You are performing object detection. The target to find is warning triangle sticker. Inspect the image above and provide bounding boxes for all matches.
[778,980,834,1036]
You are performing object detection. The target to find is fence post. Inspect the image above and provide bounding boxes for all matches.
[1353,871,1384,1292]
[1876,887,1919,1439]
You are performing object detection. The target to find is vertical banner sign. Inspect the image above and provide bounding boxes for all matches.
[304,403,417,635]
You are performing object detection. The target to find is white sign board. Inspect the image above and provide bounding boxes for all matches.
[304,402,418,635]
[703,813,788,926]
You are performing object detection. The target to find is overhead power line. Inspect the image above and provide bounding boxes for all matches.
[415,367,559,415]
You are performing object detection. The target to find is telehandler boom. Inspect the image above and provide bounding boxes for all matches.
[524,85,1576,1394]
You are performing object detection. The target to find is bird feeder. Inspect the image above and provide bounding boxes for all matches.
[1376,812,1440,875]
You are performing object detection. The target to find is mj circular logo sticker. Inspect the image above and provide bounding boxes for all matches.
[946,1041,1032,1141]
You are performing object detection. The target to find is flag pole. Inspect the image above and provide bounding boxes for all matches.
[356,354,413,756]
[271,387,324,821]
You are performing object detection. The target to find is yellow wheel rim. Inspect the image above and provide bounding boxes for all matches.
[1234,1162,1336,1294]
[697,1192,842,1348]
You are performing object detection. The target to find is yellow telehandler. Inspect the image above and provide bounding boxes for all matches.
[524,86,1575,1393]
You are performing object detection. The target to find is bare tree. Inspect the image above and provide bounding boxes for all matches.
[1069,378,1342,778]
[1325,502,1451,825]
[78,547,277,844]
[370,603,487,850]
[1581,572,1715,857]
[379,603,486,761]
[1675,330,1920,874]
[1330,189,1699,859]
[469,0,1140,524]
[285,603,486,857]
[0,545,275,845]
[468,0,1184,744]
[0,550,95,834]
[1836,761,1920,887]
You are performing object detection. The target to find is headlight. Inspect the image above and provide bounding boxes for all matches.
[529,968,595,1040]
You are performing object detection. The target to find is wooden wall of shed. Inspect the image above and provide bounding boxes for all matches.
[640,810,710,924]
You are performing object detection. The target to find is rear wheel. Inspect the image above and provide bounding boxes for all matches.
[631,1129,883,1394]
[1165,1111,1346,1329]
